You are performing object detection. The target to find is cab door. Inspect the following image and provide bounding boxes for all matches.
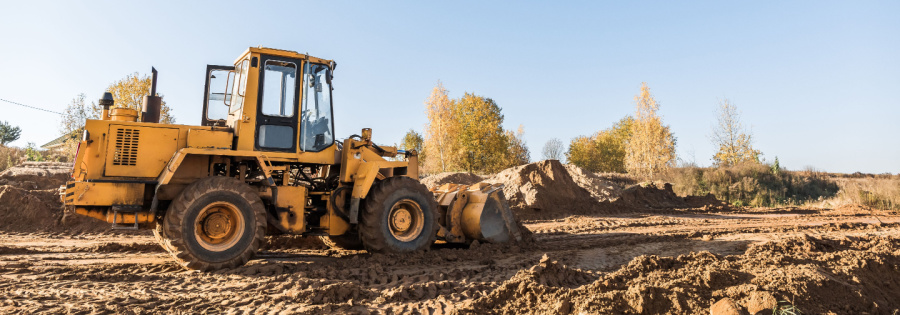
[254,56,301,152]
[201,65,235,126]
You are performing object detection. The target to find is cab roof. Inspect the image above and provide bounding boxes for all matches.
[235,46,334,66]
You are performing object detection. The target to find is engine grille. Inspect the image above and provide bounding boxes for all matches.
[113,128,140,166]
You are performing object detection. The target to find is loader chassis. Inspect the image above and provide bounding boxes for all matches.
[62,47,520,271]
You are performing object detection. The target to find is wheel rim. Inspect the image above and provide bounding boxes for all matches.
[388,199,425,242]
[194,201,245,252]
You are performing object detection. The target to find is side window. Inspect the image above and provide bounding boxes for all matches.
[300,63,334,152]
[260,60,297,117]
[206,69,232,121]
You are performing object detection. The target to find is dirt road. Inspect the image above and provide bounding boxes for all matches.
[1,207,897,314]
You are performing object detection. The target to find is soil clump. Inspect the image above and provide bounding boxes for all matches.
[456,234,900,314]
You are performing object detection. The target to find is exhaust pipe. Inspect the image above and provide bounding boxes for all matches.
[141,67,161,123]
[99,92,114,120]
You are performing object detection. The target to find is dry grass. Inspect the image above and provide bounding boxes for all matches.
[0,145,68,173]
[0,145,25,173]
[656,163,841,208]
[824,175,900,210]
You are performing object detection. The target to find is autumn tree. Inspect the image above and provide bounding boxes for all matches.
[566,116,633,172]
[422,81,455,173]
[401,129,424,153]
[107,72,175,124]
[452,93,510,173]
[593,116,633,173]
[505,125,530,167]
[541,138,564,161]
[566,136,598,170]
[421,82,526,174]
[400,129,425,167]
[624,83,676,177]
[711,98,760,166]
[0,121,21,146]
[58,93,99,158]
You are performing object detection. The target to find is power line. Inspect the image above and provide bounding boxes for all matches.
[0,97,64,115]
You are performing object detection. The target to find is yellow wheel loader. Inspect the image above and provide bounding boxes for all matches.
[61,47,522,271]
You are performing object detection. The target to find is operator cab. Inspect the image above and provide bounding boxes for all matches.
[201,47,336,154]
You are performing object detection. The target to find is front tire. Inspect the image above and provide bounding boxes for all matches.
[158,177,266,271]
[359,176,437,253]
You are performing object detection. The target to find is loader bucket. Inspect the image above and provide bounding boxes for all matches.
[433,183,523,244]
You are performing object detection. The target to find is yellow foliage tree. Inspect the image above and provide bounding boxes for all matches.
[712,98,760,166]
[452,93,510,173]
[422,81,455,173]
[566,116,633,173]
[504,125,530,167]
[107,72,175,124]
[625,83,676,177]
[566,135,599,170]
[421,83,527,174]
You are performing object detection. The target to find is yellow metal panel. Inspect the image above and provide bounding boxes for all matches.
[66,181,144,206]
[104,125,179,178]
[187,129,232,149]
[274,186,307,233]
[322,193,350,236]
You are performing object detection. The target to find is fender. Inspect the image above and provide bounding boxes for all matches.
[342,146,411,223]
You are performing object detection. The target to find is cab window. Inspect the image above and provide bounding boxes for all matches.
[260,60,297,117]
[300,63,334,151]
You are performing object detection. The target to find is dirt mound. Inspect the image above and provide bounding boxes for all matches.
[0,162,71,190]
[482,160,609,220]
[0,184,108,234]
[0,161,72,177]
[420,172,483,189]
[614,182,686,209]
[456,234,900,314]
[563,164,623,202]
[0,162,110,234]
[611,182,727,211]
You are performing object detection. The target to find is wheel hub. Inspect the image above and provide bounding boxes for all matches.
[387,199,425,242]
[391,208,412,232]
[202,211,232,239]
[194,202,244,252]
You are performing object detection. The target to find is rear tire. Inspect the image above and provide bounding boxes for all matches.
[158,177,266,271]
[359,176,437,253]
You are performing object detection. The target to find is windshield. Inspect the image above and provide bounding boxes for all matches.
[300,63,334,151]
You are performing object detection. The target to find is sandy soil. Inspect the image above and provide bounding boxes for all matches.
[1,207,897,314]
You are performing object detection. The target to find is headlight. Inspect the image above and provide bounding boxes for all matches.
[82,130,90,142]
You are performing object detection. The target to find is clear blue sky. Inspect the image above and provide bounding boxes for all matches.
[1,1,897,174]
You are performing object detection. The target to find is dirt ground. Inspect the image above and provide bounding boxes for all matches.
[2,162,899,314]
[0,208,897,314]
